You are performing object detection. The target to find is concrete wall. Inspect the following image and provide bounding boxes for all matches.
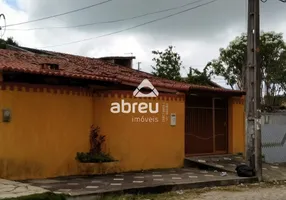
[0,83,185,180]
[261,113,286,163]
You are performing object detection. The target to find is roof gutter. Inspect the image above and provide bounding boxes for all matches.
[188,88,246,96]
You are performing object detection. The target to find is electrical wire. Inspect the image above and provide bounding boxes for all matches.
[39,0,220,49]
[0,14,6,38]
[5,0,113,27]
[261,0,286,2]
[6,0,205,31]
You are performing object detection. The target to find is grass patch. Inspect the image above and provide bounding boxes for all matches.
[3,192,67,200]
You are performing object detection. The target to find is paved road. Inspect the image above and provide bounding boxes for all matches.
[23,167,252,196]
[192,185,286,200]
[0,179,48,199]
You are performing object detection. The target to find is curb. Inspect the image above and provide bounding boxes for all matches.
[66,177,258,200]
[184,159,236,173]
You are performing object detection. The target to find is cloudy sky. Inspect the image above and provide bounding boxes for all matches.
[1,0,286,87]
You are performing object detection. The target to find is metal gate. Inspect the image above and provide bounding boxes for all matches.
[185,95,228,156]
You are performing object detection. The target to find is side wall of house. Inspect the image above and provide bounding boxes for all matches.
[228,96,245,155]
[0,83,185,180]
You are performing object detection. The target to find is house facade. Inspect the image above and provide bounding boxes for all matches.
[0,47,245,180]
[185,90,245,156]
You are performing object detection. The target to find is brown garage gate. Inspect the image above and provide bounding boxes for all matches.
[185,95,228,156]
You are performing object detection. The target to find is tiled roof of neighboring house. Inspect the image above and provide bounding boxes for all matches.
[99,56,136,59]
[0,47,245,95]
[180,77,223,88]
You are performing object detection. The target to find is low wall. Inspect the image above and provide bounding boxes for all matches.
[93,91,185,172]
[0,83,185,180]
[261,113,286,163]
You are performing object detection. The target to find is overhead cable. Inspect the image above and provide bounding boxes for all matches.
[0,14,6,38]
[6,0,205,31]
[5,0,113,27]
[39,0,219,49]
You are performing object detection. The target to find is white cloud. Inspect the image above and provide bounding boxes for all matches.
[0,0,38,46]
[1,0,286,89]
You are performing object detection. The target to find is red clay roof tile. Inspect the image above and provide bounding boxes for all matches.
[0,48,244,95]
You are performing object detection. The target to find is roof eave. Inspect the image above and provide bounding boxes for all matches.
[188,87,246,96]
[1,67,119,83]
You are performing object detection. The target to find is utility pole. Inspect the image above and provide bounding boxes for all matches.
[245,0,262,181]
[137,62,141,71]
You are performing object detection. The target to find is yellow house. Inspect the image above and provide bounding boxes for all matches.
[0,47,245,180]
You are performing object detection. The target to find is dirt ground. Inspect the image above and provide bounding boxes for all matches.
[99,182,286,200]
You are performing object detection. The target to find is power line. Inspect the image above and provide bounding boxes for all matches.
[39,0,219,49]
[0,14,6,38]
[5,0,113,27]
[6,0,205,31]
[261,0,286,2]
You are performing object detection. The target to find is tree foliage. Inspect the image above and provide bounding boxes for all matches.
[0,37,19,49]
[151,46,212,86]
[186,67,212,86]
[260,32,286,99]
[205,32,286,98]
[151,46,182,81]
[205,34,246,90]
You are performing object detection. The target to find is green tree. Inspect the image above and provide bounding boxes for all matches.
[205,32,286,96]
[151,46,213,85]
[0,37,18,49]
[205,33,246,90]
[151,46,182,81]
[185,67,212,86]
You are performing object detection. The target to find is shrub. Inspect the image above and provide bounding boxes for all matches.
[75,126,116,163]
[76,152,115,163]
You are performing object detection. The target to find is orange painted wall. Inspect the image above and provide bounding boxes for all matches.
[0,84,185,180]
[228,96,245,155]
[94,92,185,172]
[0,85,93,180]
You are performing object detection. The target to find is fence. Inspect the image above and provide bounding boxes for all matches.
[262,112,286,163]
